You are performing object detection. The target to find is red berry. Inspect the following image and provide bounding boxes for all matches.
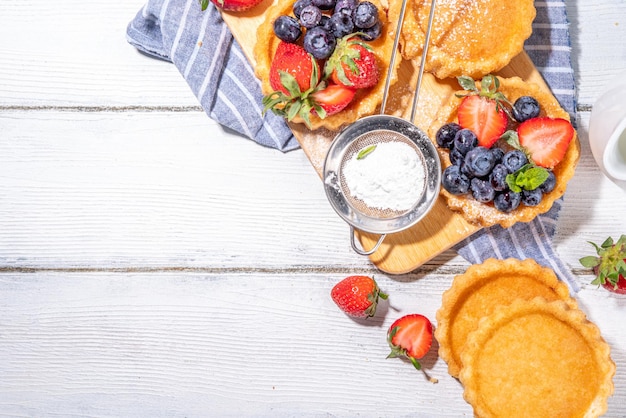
[387,314,433,370]
[331,275,387,318]
[517,117,574,169]
[269,42,320,96]
[580,235,626,295]
[209,0,263,12]
[457,95,508,149]
[327,36,380,89]
[311,83,356,116]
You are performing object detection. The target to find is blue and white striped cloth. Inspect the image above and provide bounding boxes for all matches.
[127,0,580,292]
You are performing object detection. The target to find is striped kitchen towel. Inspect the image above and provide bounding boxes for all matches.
[126,0,579,291]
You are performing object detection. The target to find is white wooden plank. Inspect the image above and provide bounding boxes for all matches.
[0,111,380,269]
[0,0,624,109]
[1,271,624,416]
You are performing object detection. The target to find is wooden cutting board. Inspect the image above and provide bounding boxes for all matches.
[221,1,553,274]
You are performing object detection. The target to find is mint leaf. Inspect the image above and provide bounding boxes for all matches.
[505,164,550,192]
[357,144,376,160]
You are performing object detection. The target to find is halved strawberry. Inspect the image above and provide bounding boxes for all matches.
[457,94,508,148]
[386,314,433,370]
[269,41,320,97]
[326,36,380,89]
[330,275,388,318]
[200,0,263,12]
[311,83,356,117]
[517,117,574,169]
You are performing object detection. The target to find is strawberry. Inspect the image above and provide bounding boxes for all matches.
[517,117,574,169]
[331,275,388,318]
[457,94,508,148]
[311,83,356,116]
[269,42,320,96]
[580,235,626,295]
[200,0,263,12]
[326,36,380,89]
[386,314,433,370]
[455,75,509,148]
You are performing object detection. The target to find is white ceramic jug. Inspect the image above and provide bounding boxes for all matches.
[589,70,626,191]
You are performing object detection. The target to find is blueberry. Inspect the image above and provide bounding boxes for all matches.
[539,170,557,193]
[334,0,358,16]
[464,146,496,178]
[329,11,354,38]
[357,21,382,41]
[471,178,496,203]
[521,188,543,206]
[303,26,336,59]
[300,5,322,28]
[494,190,521,213]
[489,163,509,192]
[453,129,478,156]
[490,147,504,164]
[353,1,379,29]
[436,122,462,149]
[512,96,540,123]
[273,15,302,43]
[449,147,464,166]
[293,0,313,18]
[319,15,332,31]
[312,0,336,10]
[442,165,470,195]
[502,150,528,173]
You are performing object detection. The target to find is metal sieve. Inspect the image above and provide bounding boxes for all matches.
[323,0,440,255]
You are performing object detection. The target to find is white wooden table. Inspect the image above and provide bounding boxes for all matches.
[1,1,625,416]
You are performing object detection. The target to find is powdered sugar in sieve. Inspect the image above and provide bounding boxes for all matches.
[340,131,427,218]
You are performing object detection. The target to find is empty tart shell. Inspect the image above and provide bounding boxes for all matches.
[254,0,408,131]
[395,0,535,79]
[459,298,615,418]
[428,76,580,228]
[435,258,576,378]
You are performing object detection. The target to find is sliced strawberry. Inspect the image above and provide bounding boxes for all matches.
[206,0,263,12]
[330,275,388,318]
[326,36,380,89]
[311,83,356,116]
[517,117,574,169]
[269,41,320,97]
[387,314,433,370]
[457,95,508,148]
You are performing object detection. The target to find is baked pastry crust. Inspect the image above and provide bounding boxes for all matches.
[459,298,615,418]
[254,0,407,131]
[428,76,580,228]
[396,0,536,79]
[435,258,576,378]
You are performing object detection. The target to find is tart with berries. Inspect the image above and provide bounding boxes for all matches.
[430,75,580,228]
[253,0,406,130]
[395,0,536,79]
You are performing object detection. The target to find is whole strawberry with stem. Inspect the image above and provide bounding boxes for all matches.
[580,235,626,294]
[386,314,433,370]
[331,275,388,318]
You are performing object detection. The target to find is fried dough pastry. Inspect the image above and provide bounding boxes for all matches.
[254,0,406,131]
[435,258,576,378]
[460,298,615,418]
[429,76,580,228]
[395,0,535,79]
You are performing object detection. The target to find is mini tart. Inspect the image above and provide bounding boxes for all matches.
[396,0,535,79]
[428,76,580,228]
[459,298,615,418]
[435,258,576,378]
[253,0,405,131]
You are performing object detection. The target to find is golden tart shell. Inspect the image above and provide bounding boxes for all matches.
[459,298,615,418]
[253,0,406,131]
[396,0,535,79]
[435,258,576,378]
[428,76,581,229]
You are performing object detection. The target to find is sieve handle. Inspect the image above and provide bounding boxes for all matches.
[349,226,386,256]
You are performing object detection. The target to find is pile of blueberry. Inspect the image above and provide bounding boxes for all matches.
[273,0,382,60]
[436,123,556,213]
